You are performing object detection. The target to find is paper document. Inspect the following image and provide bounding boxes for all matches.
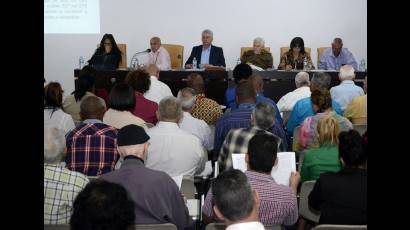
[187,199,199,217]
[231,153,247,172]
[199,161,213,176]
[171,175,183,189]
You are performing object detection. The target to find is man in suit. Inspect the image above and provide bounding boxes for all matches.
[185,29,226,68]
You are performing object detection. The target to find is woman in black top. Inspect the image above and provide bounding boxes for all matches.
[88,34,122,70]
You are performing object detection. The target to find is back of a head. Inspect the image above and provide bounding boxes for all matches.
[212,169,254,222]
[317,115,340,146]
[338,130,367,168]
[80,95,106,120]
[187,73,205,94]
[177,87,197,111]
[252,102,275,130]
[75,74,95,101]
[311,72,331,90]
[108,83,136,112]
[236,81,256,104]
[44,82,63,108]
[125,69,151,93]
[311,88,332,113]
[248,133,278,173]
[233,63,253,84]
[339,65,355,81]
[158,96,182,122]
[70,180,135,230]
[248,74,264,93]
[145,64,160,77]
[44,127,66,164]
[295,71,310,88]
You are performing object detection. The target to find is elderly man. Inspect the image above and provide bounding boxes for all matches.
[146,96,207,177]
[277,71,312,112]
[178,87,214,151]
[318,38,358,70]
[330,65,364,110]
[100,125,194,229]
[144,64,173,103]
[147,37,171,70]
[44,127,89,224]
[185,29,226,68]
[65,96,119,176]
[344,76,367,124]
[241,37,273,70]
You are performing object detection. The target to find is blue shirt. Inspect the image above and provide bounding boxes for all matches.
[330,80,364,111]
[200,46,211,65]
[286,97,343,136]
[225,87,236,109]
[318,48,358,70]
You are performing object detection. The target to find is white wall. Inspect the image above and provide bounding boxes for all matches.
[44,0,367,94]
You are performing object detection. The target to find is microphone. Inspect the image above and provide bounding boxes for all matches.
[135,49,151,55]
[130,49,151,68]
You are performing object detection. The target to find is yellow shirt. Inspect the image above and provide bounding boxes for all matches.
[344,94,367,125]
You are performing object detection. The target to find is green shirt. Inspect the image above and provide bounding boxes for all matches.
[301,143,341,183]
[241,50,273,69]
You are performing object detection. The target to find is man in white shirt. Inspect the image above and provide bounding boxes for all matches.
[177,87,213,151]
[148,37,171,70]
[277,71,311,112]
[330,65,364,111]
[144,64,173,103]
[146,96,207,177]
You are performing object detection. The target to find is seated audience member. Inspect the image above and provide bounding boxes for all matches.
[186,73,223,125]
[215,81,287,156]
[185,29,226,68]
[147,37,171,70]
[65,96,119,176]
[144,64,173,103]
[63,71,106,125]
[100,125,194,229]
[125,69,159,124]
[309,130,367,225]
[277,71,311,112]
[287,72,343,137]
[344,76,367,124]
[299,89,352,150]
[207,170,266,230]
[278,37,315,70]
[218,102,285,172]
[44,82,75,134]
[79,65,109,104]
[178,87,213,151]
[70,180,135,230]
[241,37,273,70]
[318,38,358,70]
[225,63,253,110]
[87,33,122,70]
[44,127,89,224]
[103,83,147,130]
[204,134,299,227]
[146,97,207,177]
[330,65,364,110]
[300,115,342,183]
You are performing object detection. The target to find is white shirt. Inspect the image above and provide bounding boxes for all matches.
[146,121,207,177]
[102,109,148,130]
[277,86,311,112]
[330,80,364,111]
[44,108,75,135]
[148,46,171,70]
[179,112,214,151]
[144,76,174,104]
[226,221,266,230]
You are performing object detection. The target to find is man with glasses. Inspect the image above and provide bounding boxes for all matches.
[318,38,358,70]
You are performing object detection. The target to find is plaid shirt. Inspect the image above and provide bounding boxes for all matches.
[65,121,119,176]
[218,126,285,172]
[203,171,298,226]
[44,164,89,224]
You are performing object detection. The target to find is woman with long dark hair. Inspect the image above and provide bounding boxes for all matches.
[278,37,315,70]
[88,34,122,70]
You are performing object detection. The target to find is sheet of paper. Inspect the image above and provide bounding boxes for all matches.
[171,175,183,189]
[231,153,247,172]
[271,152,296,186]
[199,161,213,176]
[187,199,199,217]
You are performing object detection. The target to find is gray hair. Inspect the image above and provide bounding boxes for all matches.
[252,102,276,130]
[177,87,197,111]
[158,96,183,121]
[44,127,66,164]
[339,65,355,80]
[253,37,265,47]
[202,29,213,38]
[295,72,310,88]
[311,72,331,90]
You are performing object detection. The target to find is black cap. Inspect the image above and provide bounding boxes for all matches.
[117,125,150,146]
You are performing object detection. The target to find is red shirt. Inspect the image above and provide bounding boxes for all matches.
[132,92,158,124]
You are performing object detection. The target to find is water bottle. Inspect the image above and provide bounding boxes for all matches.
[359,59,366,71]
[79,56,85,69]
[303,57,308,70]
[192,57,197,69]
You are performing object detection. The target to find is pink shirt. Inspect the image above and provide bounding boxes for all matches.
[148,46,171,70]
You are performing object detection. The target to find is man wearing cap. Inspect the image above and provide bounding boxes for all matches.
[100,124,194,230]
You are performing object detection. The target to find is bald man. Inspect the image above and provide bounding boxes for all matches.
[148,37,171,70]
[144,64,173,103]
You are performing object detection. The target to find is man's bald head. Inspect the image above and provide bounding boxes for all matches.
[80,96,106,121]
[248,75,264,93]
[146,64,160,78]
[187,73,205,94]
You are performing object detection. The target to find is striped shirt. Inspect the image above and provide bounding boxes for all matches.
[202,171,298,226]
[44,164,89,224]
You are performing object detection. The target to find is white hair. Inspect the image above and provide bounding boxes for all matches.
[253,37,265,47]
[202,29,213,38]
[44,127,66,164]
[177,87,197,111]
[339,65,355,80]
[295,71,310,88]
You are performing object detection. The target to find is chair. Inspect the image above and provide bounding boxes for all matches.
[299,180,320,223]
[87,176,99,182]
[44,224,70,230]
[133,223,178,230]
[317,47,330,68]
[265,226,282,230]
[353,124,367,136]
[205,223,226,230]
[282,111,292,125]
[162,44,184,69]
[181,175,197,199]
[280,47,311,57]
[240,47,271,57]
[312,224,367,230]
[96,43,127,68]
[292,126,301,153]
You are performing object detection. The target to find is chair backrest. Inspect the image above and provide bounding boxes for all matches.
[353,124,367,136]
[44,224,70,230]
[133,223,178,230]
[96,43,127,68]
[181,175,197,199]
[282,111,292,126]
[162,44,184,69]
[265,225,282,230]
[312,224,367,230]
[317,47,330,67]
[292,125,301,152]
[87,176,99,182]
[299,180,320,223]
[280,47,311,57]
[205,223,226,230]
[240,47,271,57]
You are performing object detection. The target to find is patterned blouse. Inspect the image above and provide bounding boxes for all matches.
[278,51,315,70]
